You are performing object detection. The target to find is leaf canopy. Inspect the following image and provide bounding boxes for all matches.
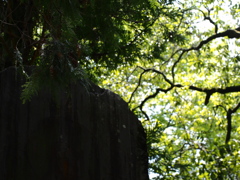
[98,0,240,179]
[1,0,240,179]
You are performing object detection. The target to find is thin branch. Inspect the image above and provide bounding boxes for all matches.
[171,49,187,82]
[128,67,145,104]
[140,108,150,121]
[130,66,175,109]
[226,102,240,144]
[199,8,218,33]
[170,27,240,82]
[132,84,181,115]
[204,16,218,34]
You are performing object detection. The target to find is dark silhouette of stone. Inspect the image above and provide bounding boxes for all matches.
[0,67,149,180]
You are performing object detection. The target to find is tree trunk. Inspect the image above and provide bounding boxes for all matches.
[0,67,149,180]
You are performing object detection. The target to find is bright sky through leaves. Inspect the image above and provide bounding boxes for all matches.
[99,0,240,179]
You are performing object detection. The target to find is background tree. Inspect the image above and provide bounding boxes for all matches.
[1,0,175,101]
[1,1,167,179]
[1,0,240,179]
[99,0,240,179]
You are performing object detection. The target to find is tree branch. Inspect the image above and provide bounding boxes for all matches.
[170,27,240,81]
[193,28,240,50]
[131,66,176,113]
[225,102,240,144]
[132,69,240,117]
[199,7,218,33]
[189,85,240,105]
[128,67,145,104]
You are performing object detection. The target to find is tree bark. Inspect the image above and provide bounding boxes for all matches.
[0,66,149,180]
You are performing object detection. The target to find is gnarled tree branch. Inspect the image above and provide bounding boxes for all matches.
[188,85,240,105]
[131,66,240,119]
[170,27,240,81]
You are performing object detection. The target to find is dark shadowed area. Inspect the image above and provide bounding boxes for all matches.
[0,67,149,180]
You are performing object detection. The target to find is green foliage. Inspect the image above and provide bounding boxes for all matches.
[1,0,165,101]
[20,40,89,103]
[98,0,240,179]
[2,0,240,179]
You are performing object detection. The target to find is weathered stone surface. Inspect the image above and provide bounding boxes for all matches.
[0,67,149,180]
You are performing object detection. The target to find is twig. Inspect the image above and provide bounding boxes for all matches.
[226,102,240,144]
